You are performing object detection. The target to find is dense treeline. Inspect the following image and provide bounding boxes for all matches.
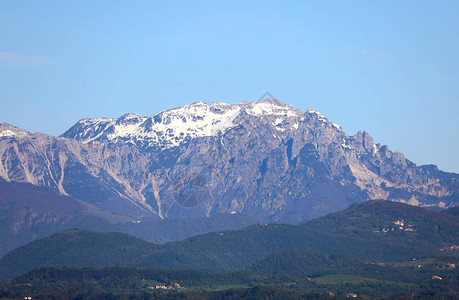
[247,249,459,283]
[0,286,386,300]
[11,267,261,290]
[1,254,457,299]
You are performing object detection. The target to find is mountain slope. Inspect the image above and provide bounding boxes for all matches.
[0,99,457,223]
[302,200,459,243]
[0,176,256,257]
[0,229,156,280]
[246,249,401,280]
[0,178,122,257]
[1,201,457,279]
[137,201,458,270]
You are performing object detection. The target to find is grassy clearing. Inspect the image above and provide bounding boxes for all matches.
[311,274,379,284]
[387,257,436,267]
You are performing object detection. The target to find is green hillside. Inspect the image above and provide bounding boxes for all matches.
[0,229,156,279]
[137,222,423,270]
[303,200,459,246]
[136,201,458,269]
[1,200,457,280]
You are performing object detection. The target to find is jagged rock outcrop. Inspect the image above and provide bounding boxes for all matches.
[0,100,456,223]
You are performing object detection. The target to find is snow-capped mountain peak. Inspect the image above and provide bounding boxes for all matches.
[0,123,29,137]
[61,100,325,149]
[3,100,457,225]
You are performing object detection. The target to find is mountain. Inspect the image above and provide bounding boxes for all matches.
[0,177,255,257]
[0,99,457,224]
[0,178,122,257]
[2,201,457,279]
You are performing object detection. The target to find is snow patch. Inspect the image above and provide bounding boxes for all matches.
[306,109,327,122]
[247,102,297,117]
[64,100,313,149]
[341,138,352,150]
[372,144,378,154]
[272,118,283,126]
[0,129,26,137]
[331,123,342,130]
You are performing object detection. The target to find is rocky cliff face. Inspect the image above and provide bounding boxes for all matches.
[0,99,457,223]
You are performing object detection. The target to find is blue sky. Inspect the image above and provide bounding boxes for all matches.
[0,1,458,172]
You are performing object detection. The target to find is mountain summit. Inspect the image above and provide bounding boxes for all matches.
[61,99,302,149]
[0,123,29,137]
[0,100,457,224]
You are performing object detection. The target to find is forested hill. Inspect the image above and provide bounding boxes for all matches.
[1,200,458,280]
[302,200,459,245]
[0,230,157,280]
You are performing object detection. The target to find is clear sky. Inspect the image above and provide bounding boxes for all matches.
[1,1,458,172]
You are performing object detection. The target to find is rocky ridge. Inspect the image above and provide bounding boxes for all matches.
[62,99,303,149]
[0,99,457,223]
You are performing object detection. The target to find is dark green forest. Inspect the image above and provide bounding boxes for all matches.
[0,201,458,299]
[1,256,458,299]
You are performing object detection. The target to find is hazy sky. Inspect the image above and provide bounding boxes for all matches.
[1,1,458,172]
